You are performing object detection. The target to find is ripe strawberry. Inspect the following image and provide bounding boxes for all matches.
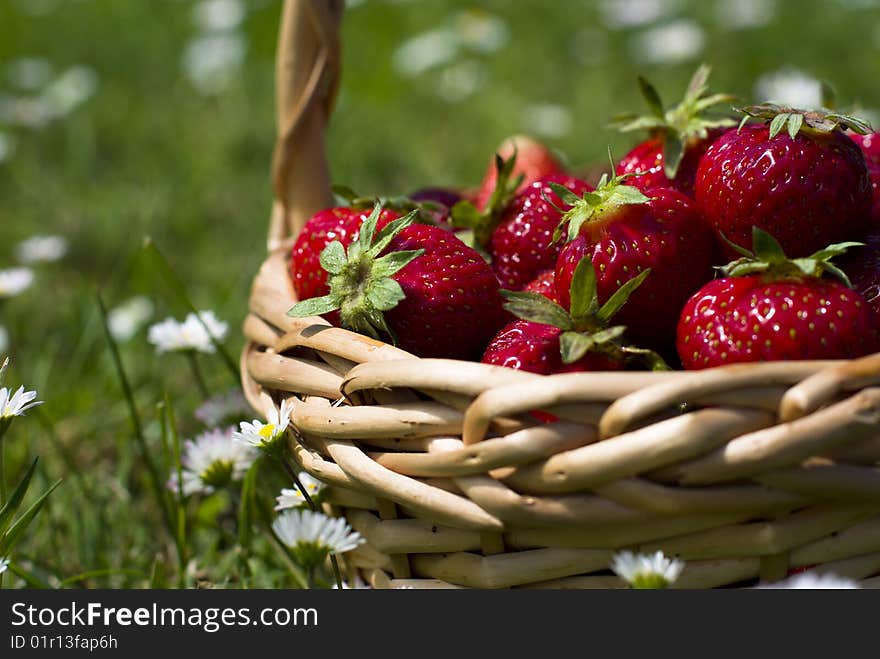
[695,105,874,259]
[677,227,880,370]
[288,203,507,360]
[289,206,401,303]
[849,132,880,223]
[453,158,592,290]
[614,64,735,197]
[522,268,558,302]
[473,135,565,212]
[482,258,666,374]
[840,229,880,317]
[552,173,715,349]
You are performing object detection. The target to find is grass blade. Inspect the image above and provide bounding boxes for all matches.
[0,478,62,554]
[0,458,39,537]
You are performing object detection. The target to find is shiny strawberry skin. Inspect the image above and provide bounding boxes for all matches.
[696,125,873,258]
[491,175,593,290]
[616,129,724,198]
[522,268,558,302]
[849,132,880,223]
[382,225,507,360]
[289,207,400,301]
[481,320,623,374]
[677,276,880,370]
[475,136,565,211]
[555,187,714,348]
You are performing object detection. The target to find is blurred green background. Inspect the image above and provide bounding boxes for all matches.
[1,0,880,587]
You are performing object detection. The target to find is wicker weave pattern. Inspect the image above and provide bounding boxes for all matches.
[241,0,880,589]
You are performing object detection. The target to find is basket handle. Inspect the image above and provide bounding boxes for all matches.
[268,0,345,252]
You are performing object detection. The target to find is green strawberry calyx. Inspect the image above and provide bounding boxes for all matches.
[287,201,424,344]
[735,103,873,139]
[611,63,737,179]
[500,258,668,370]
[719,226,863,287]
[449,149,523,257]
[549,160,651,244]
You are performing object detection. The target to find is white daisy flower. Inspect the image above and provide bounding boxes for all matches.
[194,0,245,32]
[108,296,154,342]
[1,385,43,419]
[15,235,68,264]
[272,509,364,568]
[168,427,258,496]
[0,268,34,299]
[523,103,573,138]
[182,33,246,95]
[274,473,326,510]
[393,28,460,77]
[234,398,295,454]
[757,571,861,589]
[611,550,684,589]
[0,557,8,575]
[631,19,705,65]
[148,310,228,354]
[754,68,822,109]
[600,0,681,30]
[715,0,776,30]
[195,388,250,427]
[41,66,98,120]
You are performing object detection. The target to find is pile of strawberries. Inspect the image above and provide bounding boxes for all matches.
[288,66,880,375]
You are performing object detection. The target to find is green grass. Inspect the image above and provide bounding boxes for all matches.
[1,0,879,588]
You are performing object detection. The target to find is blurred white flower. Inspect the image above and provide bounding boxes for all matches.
[5,57,52,91]
[612,550,684,588]
[169,427,258,496]
[41,67,98,119]
[15,235,67,264]
[600,0,681,29]
[108,296,154,342]
[0,557,8,575]
[523,103,573,139]
[148,311,228,354]
[632,19,705,64]
[193,0,245,32]
[393,29,459,77]
[0,268,34,299]
[0,94,51,129]
[195,388,250,427]
[272,509,364,568]
[716,0,776,29]
[437,60,487,102]
[183,33,247,95]
[0,327,7,354]
[0,132,14,164]
[274,473,326,510]
[234,398,294,453]
[757,571,862,589]
[754,68,822,108]
[452,9,509,53]
[1,385,43,419]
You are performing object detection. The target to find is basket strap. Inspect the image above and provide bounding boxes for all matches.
[268,0,345,252]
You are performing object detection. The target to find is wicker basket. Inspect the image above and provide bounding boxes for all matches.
[241,0,880,589]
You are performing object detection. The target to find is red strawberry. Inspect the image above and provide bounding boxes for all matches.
[288,203,507,360]
[482,258,666,374]
[490,174,593,290]
[840,229,880,318]
[614,65,735,197]
[289,206,400,303]
[553,174,715,349]
[474,135,565,212]
[849,132,880,223]
[677,227,880,370]
[695,105,874,259]
[522,268,558,302]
